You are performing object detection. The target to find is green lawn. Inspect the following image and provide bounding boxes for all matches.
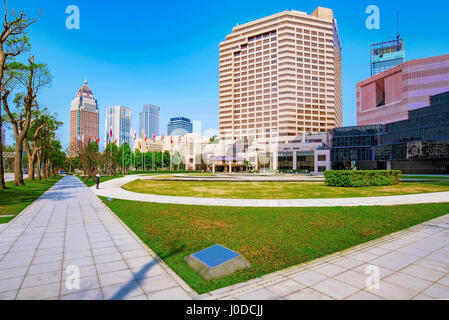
[101,197,449,293]
[122,179,449,199]
[0,176,63,224]
[402,176,449,180]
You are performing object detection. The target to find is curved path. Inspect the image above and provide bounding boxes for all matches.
[92,175,449,207]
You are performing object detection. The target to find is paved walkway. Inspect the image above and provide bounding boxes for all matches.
[93,175,449,207]
[0,176,194,300]
[1,175,449,300]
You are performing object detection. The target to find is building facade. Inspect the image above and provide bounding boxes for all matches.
[69,80,99,156]
[167,117,193,136]
[370,38,405,76]
[105,106,132,146]
[357,54,449,126]
[139,104,160,138]
[333,91,449,173]
[218,7,342,146]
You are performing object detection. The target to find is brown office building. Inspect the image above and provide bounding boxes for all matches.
[69,80,99,156]
[218,7,342,145]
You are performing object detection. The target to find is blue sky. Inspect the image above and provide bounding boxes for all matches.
[4,0,449,149]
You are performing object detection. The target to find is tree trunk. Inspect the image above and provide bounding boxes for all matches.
[37,150,42,180]
[24,138,35,180]
[0,105,5,190]
[14,141,24,186]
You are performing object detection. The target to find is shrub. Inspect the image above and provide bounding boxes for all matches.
[324,170,401,187]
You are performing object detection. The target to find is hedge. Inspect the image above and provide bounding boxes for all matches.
[324,170,401,187]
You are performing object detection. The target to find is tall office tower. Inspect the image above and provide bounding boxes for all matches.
[139,104,160,138]
[167,116,193,135]
[370,37,405,76]
[69,80,99,156]
[105,106,132,146]
[218,7,342,145]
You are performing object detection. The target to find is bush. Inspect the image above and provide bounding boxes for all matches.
[324,170,401,187]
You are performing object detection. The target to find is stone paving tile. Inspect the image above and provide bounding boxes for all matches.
[60,275,100,296]
[383,272,432,293]
[288,270,328,287]
[310,278,360,300]
[260,279,305,298]
[346,290,385,300]
[16,282,60,300]
[61,288,103,300]
[284,288,333,300]
[422,283,449,299]
[22,271,61,289]
[101,281,145,300]
[146,286,192,300]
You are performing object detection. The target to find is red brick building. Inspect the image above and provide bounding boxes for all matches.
[69,81,99,156]
[357,54,449,126]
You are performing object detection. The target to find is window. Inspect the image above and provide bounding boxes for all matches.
[318,155,326,161]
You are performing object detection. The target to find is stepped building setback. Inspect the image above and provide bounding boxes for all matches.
[69,80,99,156]
[219,7,343,145]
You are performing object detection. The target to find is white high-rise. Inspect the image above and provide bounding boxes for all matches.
[139,104,160,138]
[105,106,132,146]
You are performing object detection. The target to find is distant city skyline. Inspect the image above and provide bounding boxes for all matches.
[4,0,449,149]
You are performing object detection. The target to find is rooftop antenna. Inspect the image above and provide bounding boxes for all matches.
[396,11,400,40]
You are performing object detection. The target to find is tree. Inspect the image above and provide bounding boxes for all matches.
[79,141,100,182]
[0,0,39,189]
[24,108,61,179]
[118,143,132,174]
[46,140,66,176]
[2,57,51,185]
[134,148,142,170]
[103,142,120,176]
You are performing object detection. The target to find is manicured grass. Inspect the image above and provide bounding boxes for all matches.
[402,176,449,180]
[101,197,449,293]
[122,179,449,199]
[0,176,63,224]
[79,175,124,187]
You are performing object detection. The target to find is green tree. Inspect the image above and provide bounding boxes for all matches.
[2,56,51,185]
[24,107,61,180]
[103,142,120,176]
[118,143,132,174]
[0,0,39,189]
[79,141,100,182]
[134,148,142,170]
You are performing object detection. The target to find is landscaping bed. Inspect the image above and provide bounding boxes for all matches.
[122,179,449,199]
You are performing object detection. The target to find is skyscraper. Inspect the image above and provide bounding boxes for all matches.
[105,106,132,146]
[167,117,193,136]
[69,80,99,156]
[218,7,342,144]
[370,37,405,76]
[139,104,160,138]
